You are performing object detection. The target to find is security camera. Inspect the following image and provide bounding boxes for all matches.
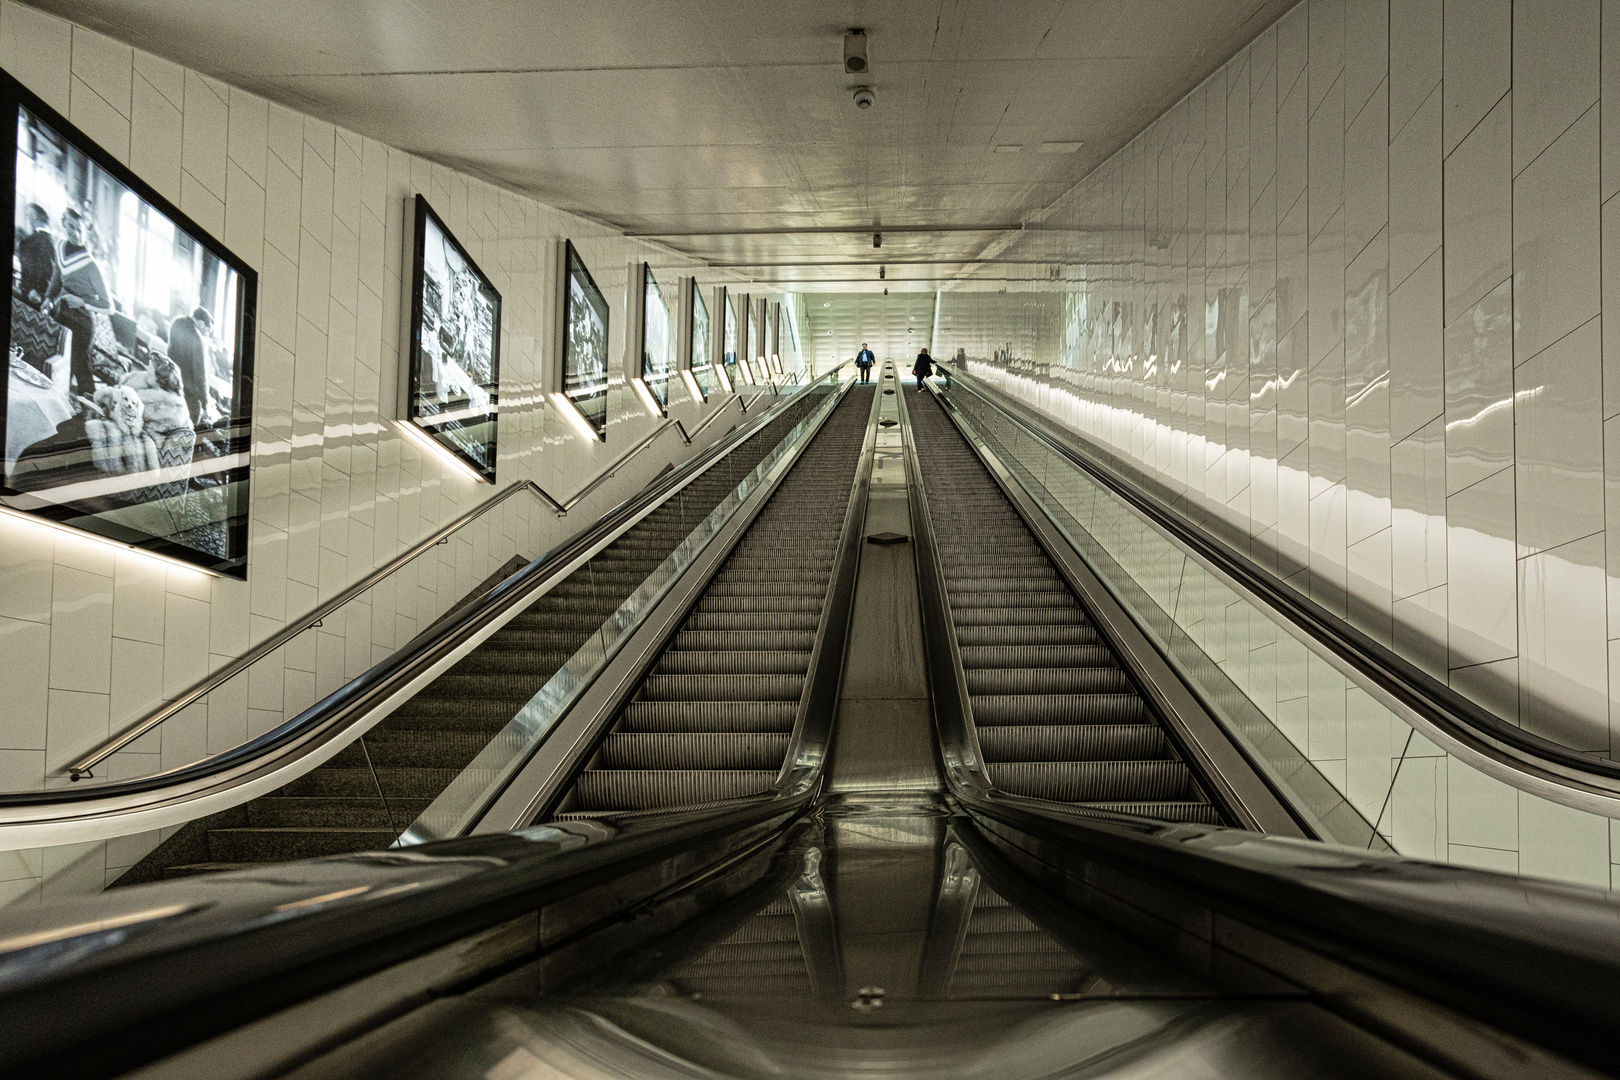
[844,29,868,74]
[853,86,875,109]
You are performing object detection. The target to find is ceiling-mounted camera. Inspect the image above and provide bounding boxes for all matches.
[844,29,868,74]
[853,87,875,109]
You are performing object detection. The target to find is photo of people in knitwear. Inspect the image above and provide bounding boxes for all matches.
[3,95,254,575]
[408,196,501,479]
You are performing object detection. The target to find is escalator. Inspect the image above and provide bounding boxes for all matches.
[4,371,1620,1080]
[115,391,832,883]
[552,384,873,815]
[906,392,1221,823]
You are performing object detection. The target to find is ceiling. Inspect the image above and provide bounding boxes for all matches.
[31,0,1293,292]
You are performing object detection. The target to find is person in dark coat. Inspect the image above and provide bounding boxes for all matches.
[53,208,112,396]
[913,348,934,390]
[855,342,875,383]
[17,203,59,307]
[167,307,214,429]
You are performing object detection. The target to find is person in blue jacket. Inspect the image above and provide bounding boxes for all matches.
[855,343,874,383]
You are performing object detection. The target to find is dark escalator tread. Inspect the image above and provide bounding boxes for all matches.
[574,769,778,810]
[640,674,806,702]
[655,650,812,676]
[954,624,1102,647]
[621,700,798,733]
[598,733,791,770]
[115,395,832,885]
[976,724,1170,763]
[970,693,1149,726]
[987,760,1199,803]
[964,667,1132,696]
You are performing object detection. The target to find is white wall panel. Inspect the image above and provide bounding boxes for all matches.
[0,3,761,903]
[936,0,1620,887]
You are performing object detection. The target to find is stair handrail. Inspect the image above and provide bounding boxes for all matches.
[935,363,1620,813]
[65,478,557,781]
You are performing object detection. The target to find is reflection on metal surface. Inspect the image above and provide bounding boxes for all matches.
[296,801,1442,1080]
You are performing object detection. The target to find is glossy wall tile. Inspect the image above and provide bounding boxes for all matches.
[0,3,786,904]
[936,0,1620,887]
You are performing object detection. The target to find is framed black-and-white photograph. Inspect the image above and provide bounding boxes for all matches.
[0,73,257,576]
[560,240,608,439]
[685,277,711,401]
[639,263,672,414]
[407,195,500,481]
[770,301,783,373]
[720,285,741,388]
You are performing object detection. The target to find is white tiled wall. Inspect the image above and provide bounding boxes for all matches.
[0,3,769,903]
[935,0,1620,885]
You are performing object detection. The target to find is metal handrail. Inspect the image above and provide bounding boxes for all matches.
[66,478,557,780]
[937,363,1620,813]
[24,366,848,804]
[540,415,695,516]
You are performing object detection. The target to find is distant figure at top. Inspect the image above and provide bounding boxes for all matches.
[855,342,874,383]
[913,347,934,391]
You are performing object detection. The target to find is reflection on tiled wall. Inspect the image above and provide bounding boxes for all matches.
[936,0,1620,884]
[0,3,770,903]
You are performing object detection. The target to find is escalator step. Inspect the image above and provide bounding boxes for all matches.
[952,606,1088,627]
[621,700,798,732]
[988,760,1197,803]
[964,668,1132,696]
[959,645,1116,670]
[641,674,806,702]
[685,612,820,632]
[656,650,811,676]
[970,694,1149,726]
[976,724,1169,763]
[672,630,818,653]
[954,625,1101,647]
[574,769,778,810]
[697,595,825,613]
[951,590,1078,610]
[599,733,791,770]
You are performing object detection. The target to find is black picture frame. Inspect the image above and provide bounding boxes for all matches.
[639,263,671,415]
[0,70,258,577]
[406,194,501,481]
[560,239,609,440]
[686,277,710,402]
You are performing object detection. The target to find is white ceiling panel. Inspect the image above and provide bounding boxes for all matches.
[28,0,1295,291]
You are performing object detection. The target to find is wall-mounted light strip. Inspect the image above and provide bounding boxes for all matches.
[771,353,783,374]
[737,360,756,386]
[548,392,604,443]
[680,369,704,403]
[0,504,221,577]
[629,377,664,418]
[392,419,490,484]
[715,366,734,394]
